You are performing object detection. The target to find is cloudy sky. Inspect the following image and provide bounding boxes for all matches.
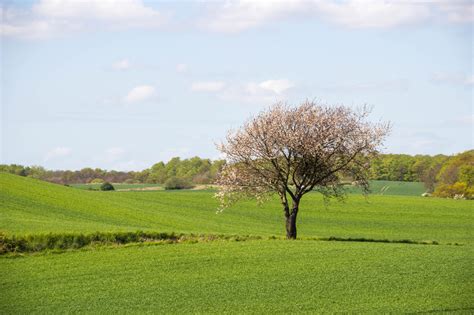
[1,0,473,170]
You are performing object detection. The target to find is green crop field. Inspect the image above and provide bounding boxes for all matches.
[1,173,471,242]
[345,180,426,196]
[71,183,163,190]
[1,172,473,313]
[70,180,426,195]
[2,241,472,314]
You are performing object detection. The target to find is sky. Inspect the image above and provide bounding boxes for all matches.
[1,0,473,171]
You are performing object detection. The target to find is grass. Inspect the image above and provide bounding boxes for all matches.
[71,180,426,195]
[71,183,163,190]
[1,172,473,313]
[345,180,426,196]
[1,231,448,255]
[1,173,472,244]
[0,231,265,254]
[1,241,472,313]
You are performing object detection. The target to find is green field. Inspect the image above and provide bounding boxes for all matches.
[1,173,470,242]
[71,183,163,190]
[70,180,426,195]
[1,172,473,313]
[345,180,426,196]
[3,241,472,313]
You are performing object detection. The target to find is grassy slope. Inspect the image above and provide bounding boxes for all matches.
[2,241,473,313]
[1,173,473,313]
[1,173,472,243]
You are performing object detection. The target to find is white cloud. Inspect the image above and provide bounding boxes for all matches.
[434,0,474,23]
[176,63,188,73]
[32,0,160,21]
[112,59,131,70]
[246,79,294,96]
[3,0,471,39]
[431,72,474,86]
[1,0,166,39]
[218,79,295,104]
[124,85,156,103]
[455,115,474,125]
[190,79,292,103]
[258,79,294,94]
[191,81,226,92]
[44,146,72,161]
[464,75,474,86]
[315,0,430,28]
[200,0,472,33]
[200,0,302,33]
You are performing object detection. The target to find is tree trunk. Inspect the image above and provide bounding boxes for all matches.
[286,212,297,239]
[285,204,298,239]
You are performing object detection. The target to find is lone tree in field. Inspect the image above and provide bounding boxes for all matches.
[216,101,390,239]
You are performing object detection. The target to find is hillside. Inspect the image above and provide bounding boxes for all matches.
[1,172,472,243]
[1,172,473,313]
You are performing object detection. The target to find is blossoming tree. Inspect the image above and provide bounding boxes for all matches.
[216,101,390,239]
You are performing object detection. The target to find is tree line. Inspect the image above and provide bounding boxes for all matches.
[0,157,224,186]
[1,150,472,197]
[369,150,473,198]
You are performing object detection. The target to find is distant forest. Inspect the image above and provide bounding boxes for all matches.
[1,150,472,198]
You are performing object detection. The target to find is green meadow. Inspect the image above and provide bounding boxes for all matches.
[1,172,473,313]
[71,182,163,190]
[3,241,473,314]
[71,179,425,195]
[345,179,426,196]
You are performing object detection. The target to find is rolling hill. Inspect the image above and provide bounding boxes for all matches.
[1,172,473,313]
[1,172,472,243]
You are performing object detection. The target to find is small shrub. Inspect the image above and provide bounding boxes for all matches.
[433,182,473,199]
[164,177,194,190]
[90,178,105,184]
[100,182,115,191]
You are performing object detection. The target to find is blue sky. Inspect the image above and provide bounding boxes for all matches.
[1,0,473,170]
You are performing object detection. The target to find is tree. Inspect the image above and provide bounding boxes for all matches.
[216,101,390,239]
[436,150,474,185]
[433,150,474,199]
[164,177,194,190]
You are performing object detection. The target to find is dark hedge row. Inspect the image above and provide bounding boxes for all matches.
[1,231,451,255]
[0,231,263,255]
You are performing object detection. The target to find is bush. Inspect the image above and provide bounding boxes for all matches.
[90,178,104,184]
[164,177,194,190]
[100,182,115,191]
[0,232,263,255]
[433,182,473,199]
